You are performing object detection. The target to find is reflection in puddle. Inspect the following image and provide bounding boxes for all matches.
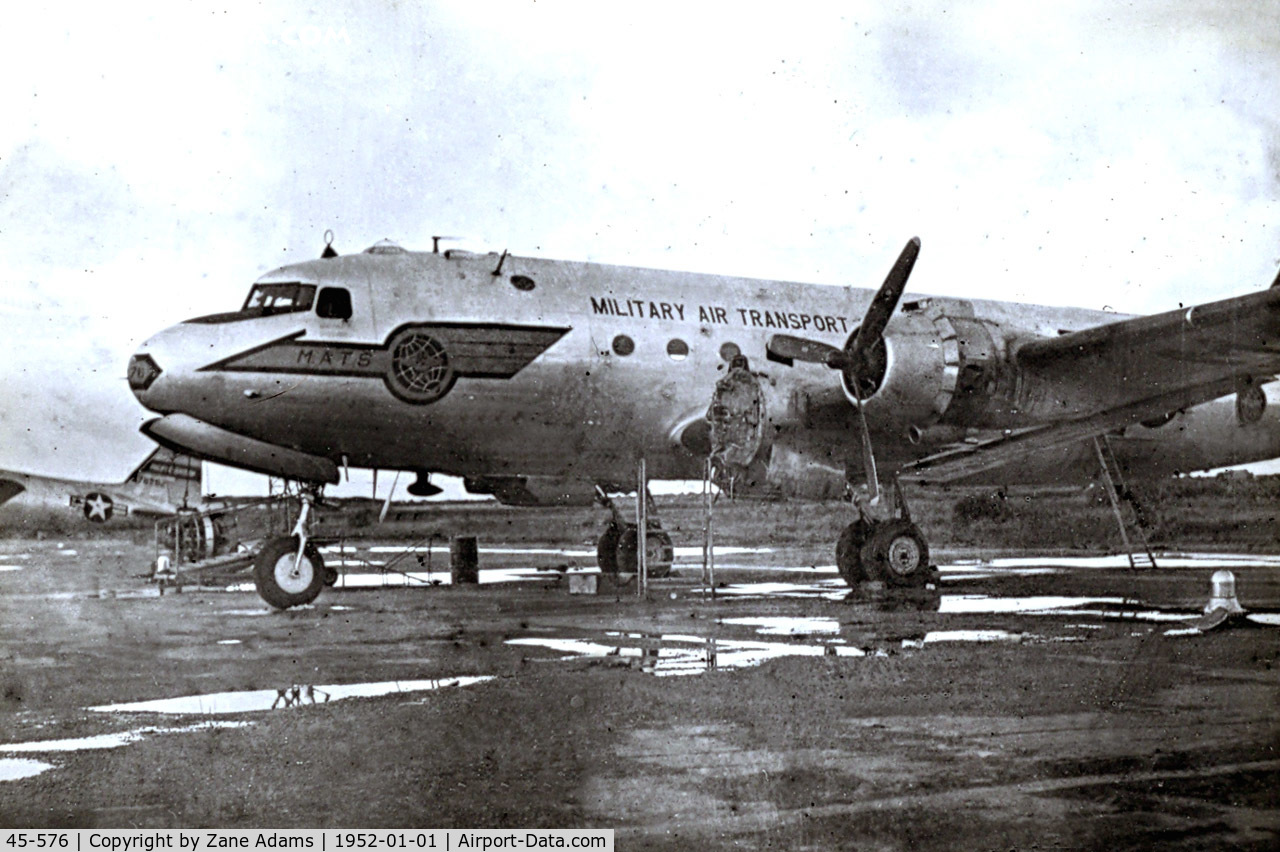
[91,677,493,715]
[0,565,22,572]
[0,721,246,753]
[940,595,1126,614]
[921,630,1022,644]
[216,639,241,645]
[0,758,53,782]
[939,595,1215,623]
[718,616,840,635]
[508,634,861,677]
[713,580,850,601]
[951,553,1280,571]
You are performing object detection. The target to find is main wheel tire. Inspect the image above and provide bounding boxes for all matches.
[836,520,873,586]
[860,520,931,588]
[616,525,674,578]
[254,536,326,609]
[597,523,622,573]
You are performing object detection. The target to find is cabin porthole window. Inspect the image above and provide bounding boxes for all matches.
[718,342,740,362]
[510,275,536,291]
[666,339,689,361]
[612,334,635,356]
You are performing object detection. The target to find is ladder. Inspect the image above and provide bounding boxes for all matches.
[1092,436,1158,569]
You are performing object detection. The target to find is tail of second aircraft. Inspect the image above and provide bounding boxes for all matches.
[122,447,205,513]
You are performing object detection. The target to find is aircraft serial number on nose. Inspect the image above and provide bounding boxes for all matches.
[589,298,850,333]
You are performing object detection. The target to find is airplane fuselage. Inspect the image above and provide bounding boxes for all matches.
[129,243,1280,497]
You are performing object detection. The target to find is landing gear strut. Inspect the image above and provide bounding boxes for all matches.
[836,479,934,589]
[594,487,674,578]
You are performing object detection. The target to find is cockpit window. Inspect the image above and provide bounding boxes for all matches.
[242,283,316,314]
[316,287,353,320]
[183,282,319,325]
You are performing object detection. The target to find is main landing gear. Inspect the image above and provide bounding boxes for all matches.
[594,487,674,578]
[836,479,935,589]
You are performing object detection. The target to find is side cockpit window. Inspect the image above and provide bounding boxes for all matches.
[241,283,316,315]
[316,287,353,320]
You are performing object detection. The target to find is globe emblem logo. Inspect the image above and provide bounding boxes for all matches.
[388,330,454,403]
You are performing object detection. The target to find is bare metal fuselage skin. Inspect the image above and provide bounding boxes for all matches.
[130,246,1280,495]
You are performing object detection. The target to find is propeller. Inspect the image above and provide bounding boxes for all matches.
[764,237,922,503]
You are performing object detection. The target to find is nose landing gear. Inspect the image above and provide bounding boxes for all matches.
[253,486,333,608]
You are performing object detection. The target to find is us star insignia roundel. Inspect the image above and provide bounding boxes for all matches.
[83,492,114,522]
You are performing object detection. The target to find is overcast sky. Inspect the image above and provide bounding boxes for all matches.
[2,0,1278,496]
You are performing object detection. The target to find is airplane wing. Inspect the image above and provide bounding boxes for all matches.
[903,281,1280,484]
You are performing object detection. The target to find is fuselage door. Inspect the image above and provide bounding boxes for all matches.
[309,273,379,342]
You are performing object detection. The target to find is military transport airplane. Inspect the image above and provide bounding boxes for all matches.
[126,236,1280,608]
[0,446,206,522]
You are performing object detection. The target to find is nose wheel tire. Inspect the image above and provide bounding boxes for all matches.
[860,520,931,588]
[616,525,674,579]
[254,536,327,609]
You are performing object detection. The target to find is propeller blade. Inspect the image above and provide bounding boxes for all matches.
[766,334,848,368]
[850,237,920,363]
[850,381,879,504]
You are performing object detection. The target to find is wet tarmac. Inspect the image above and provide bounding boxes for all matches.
[0,536,1276,843]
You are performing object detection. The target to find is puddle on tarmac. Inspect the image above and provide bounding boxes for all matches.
[508,634,862,677]
[952,553,1280,570]
[90,676,493,715]
[713,580,851,601]
[718,616,840,635]
[0,721,246,753]
[939,595,1128,614]
[0,565,23,572]
[918,629,1022,644]
[216,639,241,645]
[937,594,1223,623]
[1247,614,1280,626]
[0,758,53,782]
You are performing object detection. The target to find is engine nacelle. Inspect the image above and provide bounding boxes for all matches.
[708,362,850,499]
[847,304,1013,432]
